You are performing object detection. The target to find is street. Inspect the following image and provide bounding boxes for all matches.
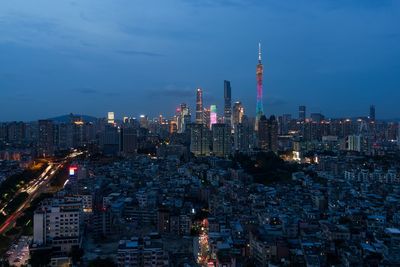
[0,150,83,234]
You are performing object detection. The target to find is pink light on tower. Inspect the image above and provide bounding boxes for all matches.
[210,105,217,127]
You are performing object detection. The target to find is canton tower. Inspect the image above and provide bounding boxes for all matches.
[255,42,264,131]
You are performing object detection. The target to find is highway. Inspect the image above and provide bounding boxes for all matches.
[0,151,83,234]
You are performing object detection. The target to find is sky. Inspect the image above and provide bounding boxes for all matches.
[0,0,399,121]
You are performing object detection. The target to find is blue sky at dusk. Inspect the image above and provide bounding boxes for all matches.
[0,0,399,121]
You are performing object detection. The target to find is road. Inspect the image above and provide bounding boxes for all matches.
[0,150,83,234]
[197,219,210,266]
[0,163,59,234]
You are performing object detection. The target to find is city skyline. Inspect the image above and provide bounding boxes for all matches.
[1,0,399,121]
[2,2,400,266]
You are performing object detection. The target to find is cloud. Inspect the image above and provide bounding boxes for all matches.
[116,49,165,57]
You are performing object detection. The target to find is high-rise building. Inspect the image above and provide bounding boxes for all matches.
[397,123,400,147]
[347,135,361,152]
[255,43,264,131]
[196,88,203,124]
[278,114,292,135]
[177,103,191,133]
[139,115,149,129]
[212,123,231,157]
[6,121,25,145]
[234,115,251,152]
[210,105,217,128]
[369,105,376,121]
[182,114,191,133]
[107,112,115,124]
[233,101,244,126]
[101,124,120,156]
[190,123,210,156]
[33,197,82,253]
[224,80,232,127]
[38,119,54,157]
[203,107,211,130]
[121,127,137,155]
[258,115,278,153]
[299,106,306,122]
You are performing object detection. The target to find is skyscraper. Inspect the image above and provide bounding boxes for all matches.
[196,88,203,124]
[224,80,232,127]
[121,127,137,155]
[255,42,264,131]
[190,123,210,156]
[101,124,120,156]
[278,114,291,135]
[203,107,211,130]
[233,101,244,126]
[299,106,306,122]
[369,105,376,121]
[139,115,149,129]
[234,115,250,152]
[210,105,217,128]
[107,112,115,124]
[258,115,278,153]
[212,123,231,157]
[177,103,190,133]
[38,119,54,157]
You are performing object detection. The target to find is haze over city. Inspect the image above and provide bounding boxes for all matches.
[1,0,400,121]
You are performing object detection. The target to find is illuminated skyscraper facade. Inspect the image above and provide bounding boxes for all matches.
[177,103,191,133]
[210,105,217,128]
[255,43,264,131]
[203,107,211,130]
[107,112,115,124]
[224,80,232,127]
[233,101,244,126]
[196,88,203,124]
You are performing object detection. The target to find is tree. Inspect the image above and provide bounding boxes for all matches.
[88,257,117,267]
[29,248,52,267]
[69,246,84,264]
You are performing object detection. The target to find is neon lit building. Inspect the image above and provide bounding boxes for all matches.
[210,105,217,128]
[255,43,264,131]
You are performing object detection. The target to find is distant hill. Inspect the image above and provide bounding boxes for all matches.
[49,114,99,123]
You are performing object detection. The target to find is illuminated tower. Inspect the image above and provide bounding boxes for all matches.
[224,80,232,127]
[196,88,203,124]
[107,112,115,124]
[210,105,217,128]
[255,43,264,131]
